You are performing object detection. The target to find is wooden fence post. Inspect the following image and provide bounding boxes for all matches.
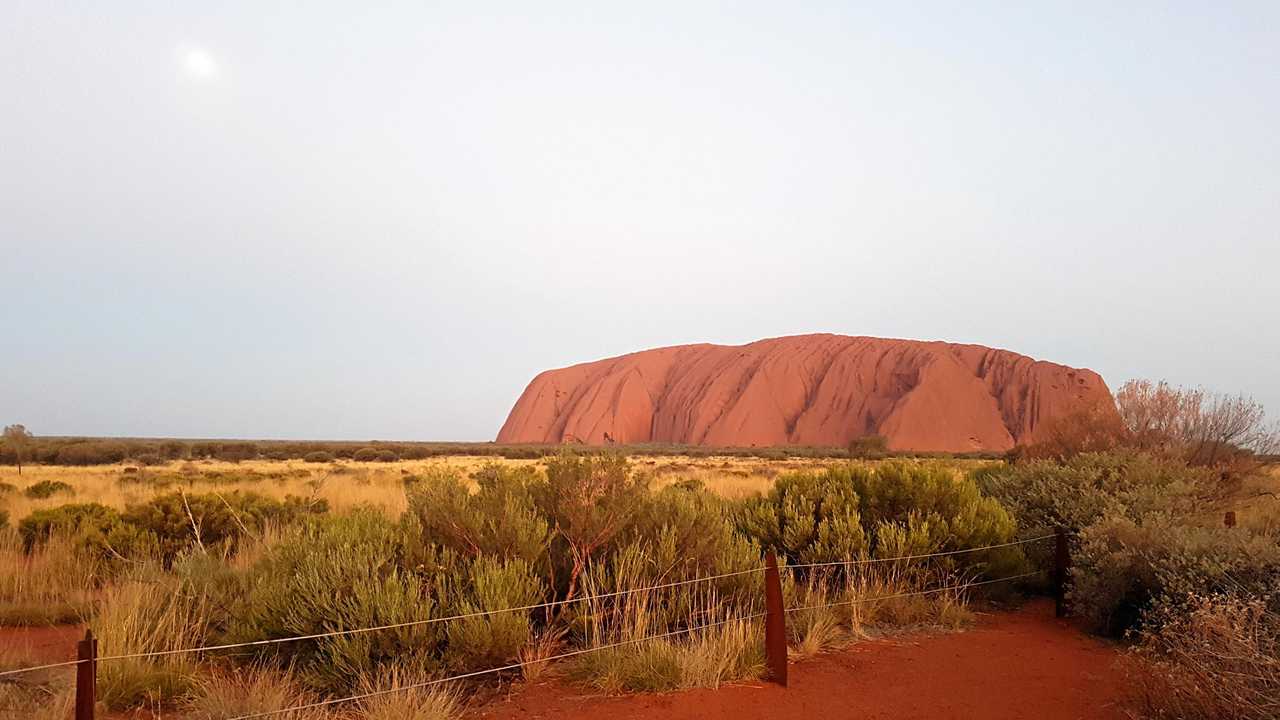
[1224,511,1237,528]
[763,550,788,687]
[75,629,96,720]
[1054,527,1070,618]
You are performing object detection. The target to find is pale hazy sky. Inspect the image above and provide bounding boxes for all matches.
[2,2,1277,441]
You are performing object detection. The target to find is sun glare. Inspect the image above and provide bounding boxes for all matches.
[179,45,218,79]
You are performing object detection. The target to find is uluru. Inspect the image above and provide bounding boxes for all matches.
[497,334,1117,452]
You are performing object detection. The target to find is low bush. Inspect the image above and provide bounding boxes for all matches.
[404,465,551,566]
[740,462,1019,571]
[23,479,74,498]
[302,451,334,463]
[1072,514,1280,635]
[353,447,380,462]
[18,503,121,551]
[121,491,326,562]
[228,511,439,693]
[1124,594,1279,720]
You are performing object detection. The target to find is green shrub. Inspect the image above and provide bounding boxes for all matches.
[1072,514,1280,635]
[442,556,543,669]
[23,479,74,498]
[122,491,326,562]
[404,465,551,566]
[18,503,121,551]
[228,512,438,693]
[972,451,1211,538]
[847,435,889,459]
[353,447,380,462]
[375,449,399,462]
[536,454,651,602]
[737,466,866,564]
[302,451,334,463]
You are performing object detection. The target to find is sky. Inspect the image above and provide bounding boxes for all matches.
[1,2,1277,441]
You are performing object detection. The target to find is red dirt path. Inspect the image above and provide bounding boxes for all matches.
[472,600,1126,720]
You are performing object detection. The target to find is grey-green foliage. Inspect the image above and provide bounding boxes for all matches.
[972,452,1211,537]
[738,462,1018,567]
[229,511,439,692]
[737,467,865,564]
[443,555,543,669]
[404,464,551,565]
[1073,513,1280,635]
[974,450,1278,636]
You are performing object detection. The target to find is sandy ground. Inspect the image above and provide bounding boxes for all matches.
[472,600,1126,720]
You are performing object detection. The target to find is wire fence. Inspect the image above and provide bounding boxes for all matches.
[0,530,1060,716]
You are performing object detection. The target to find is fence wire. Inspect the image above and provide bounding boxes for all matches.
[0,534,1054,679]
[225,611,770,719]
[785,533,1055,570]
[785,570,1046,614]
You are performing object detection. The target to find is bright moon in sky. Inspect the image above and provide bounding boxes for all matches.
[180,46,218,79]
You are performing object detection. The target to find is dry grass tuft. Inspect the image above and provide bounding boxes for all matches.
[188,665,320,720]
[1124,595,1279,720]
[355,667,460,720]
[92,579,211,709]
[0,532,96,626]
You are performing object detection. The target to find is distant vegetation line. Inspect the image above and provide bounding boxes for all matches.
[0,435,1005,466]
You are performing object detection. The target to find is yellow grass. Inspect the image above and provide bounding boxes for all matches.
[0,455,817,523]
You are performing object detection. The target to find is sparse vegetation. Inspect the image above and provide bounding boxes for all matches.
[0,449,1094,715]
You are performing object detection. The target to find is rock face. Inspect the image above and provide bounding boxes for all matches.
[497,334,1116,452]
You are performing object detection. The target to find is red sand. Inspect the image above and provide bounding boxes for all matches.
[472,600,1126,720]
[497,334,1116,452]
[0,624,83,663]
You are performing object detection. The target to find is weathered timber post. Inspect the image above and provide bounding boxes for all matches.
[1054,527,1070,618]
[75,629,97,720]
[763,550,788,687]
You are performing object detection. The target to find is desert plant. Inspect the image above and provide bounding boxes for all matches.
[737,465,866,564]
[186,665,319,720]
[92,579,212,709]
[536,453,649,605]
[1123,593,1279,720]
[355,667,459,720]
[302,451,334,463]
[404,465,551,566]
[1072,513,1280,635]
[442,555,543,669]
[18,503,120,550]
[228,512,438,693]
[122,490,325,562]
[0,532,97,625]
[22,479,74,499]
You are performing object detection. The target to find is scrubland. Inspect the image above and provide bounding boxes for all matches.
[0,446,1276,720]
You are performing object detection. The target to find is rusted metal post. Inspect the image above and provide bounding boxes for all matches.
[763,550,788,687]
[1054,527,1070,618]
[1224,511,1237,528]
[75,629,97,720]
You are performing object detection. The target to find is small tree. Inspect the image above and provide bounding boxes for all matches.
[1115,379,1279,476]
[3,424,32,475]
